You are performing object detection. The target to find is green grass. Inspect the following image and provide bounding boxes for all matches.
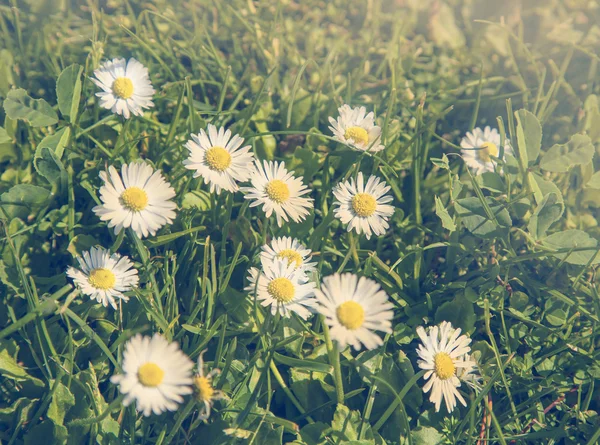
[1,0,600,443]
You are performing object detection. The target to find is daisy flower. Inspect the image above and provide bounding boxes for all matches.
[92,57,155,119]
[241,160,313,227]
[416,321,476,413]
[315,273,394,351]
[460,126,513,175]
[328,104,385,152]
[456,353,482,392]
[111,334,194,417]
[193,350,225,420]
[245,258,317,319]
[332,172,394,239]
[183,124,255,194]
[93,162,177,239]
[260,236,317,276]
[66,246,138,310]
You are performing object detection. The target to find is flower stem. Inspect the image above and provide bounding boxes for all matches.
[322,316,344,404]
[269,361,314,423]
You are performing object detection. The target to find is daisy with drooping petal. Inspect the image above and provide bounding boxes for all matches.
[333,172,394,239]
[456,353,482,392]
[416,321,475,413]
[194,350,225,420]
[93,162,177,239]
[92,57,155,119]
[315,273,394,351]
[183,124,255,194]
[245,258,317,319]
[111,334,194,417]
[66,246,138,310]
[241,160,313,227]
[460,126,513,175]
[260,236,317,276]
[328,104,385,152]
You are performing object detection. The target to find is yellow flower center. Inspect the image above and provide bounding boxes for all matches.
[194,376,215,402]
[265,180,290,204]
[112,77,134,99]
[88,268,116,290]
[205,147,232,172]
[336,301,365,330]
[434,352,456,380]
[351,193,377,217]
[267,277,295,303]
[478,141,499,163]
[138,362,165,387]
[120,187,149,212]
[344,126,369,146]
[276,249,303,268]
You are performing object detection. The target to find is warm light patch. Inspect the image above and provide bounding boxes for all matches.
[277,249,303,268]
[267,277,295,303]
[194,376,215,402]
[88,268,116,290]
[434,352,455,380]
[120,187,149,212]
[351,193,377,217]
[478,141,499,162]
[265,180,290,204]
[112,77,134,99]
[138,362,165,387]
[336,301,365,330]
[205,147,232,172]
[344,126,369,146]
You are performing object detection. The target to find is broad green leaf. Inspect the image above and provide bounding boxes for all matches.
[287,145,322,181]
[541,229,600,265]
[182,190,211,211]
[0,184,52,219]
[431,154,450,170]
[24,419,68,445]
[3,88,58,127]
[0,127,11,144]
[435,295,476,333]
[56,64,83,122]
[47,382,75,425]
[585,171,600,189]
[412,426,443,445]
[67,234,98,257]
[530,172,564,206]
[475,171,505,193]
[273,352,332,373]
[0,348,31,380]
[515,108,542,165]
[454,197,511,238]
[35,138,68,188]
[434,196,455,232]
[527,192,564,239]
[539,134,594,173]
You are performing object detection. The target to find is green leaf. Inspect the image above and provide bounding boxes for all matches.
[38,126,71,160]
[585,171,600,189]
[67,235,98,257]
[144,226,206,248]
[0,127,12,144]
[412,426,443,445]
[527,192,564,239]
[0,348,30,380]
[530,172,564,206]
[0,184,52,219]
[56,64,83,123]
[539,134,594,173]
[434,196,455,232]
[583,94,600,143]
[475,171,505,193]
[515,108,542,165]
[182,190,211,211]
[273,352,333,373]
[454,197,511,238]
[541,229,600,265]
[34,131,69,188]
[3,88,58,127]
[24,419,68,445]
[435,295,476,333]
[287,145,322,182]
[47,382,75,425]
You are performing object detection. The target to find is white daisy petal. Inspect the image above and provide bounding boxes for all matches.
[415,321,477,413]
[93,161,176,239]
[92,57,155,119]
[66,246,138,309]
[328,104,385,152]
[459,126,513,175]
[314,273,394,351]
[241,160,313,228]
[245,258,317,319]
[260,236,317,278]
[333,172,394,239]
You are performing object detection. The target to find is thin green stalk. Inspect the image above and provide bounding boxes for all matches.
[322,316,344,405]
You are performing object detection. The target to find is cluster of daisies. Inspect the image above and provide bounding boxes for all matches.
[64,56,502,419]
